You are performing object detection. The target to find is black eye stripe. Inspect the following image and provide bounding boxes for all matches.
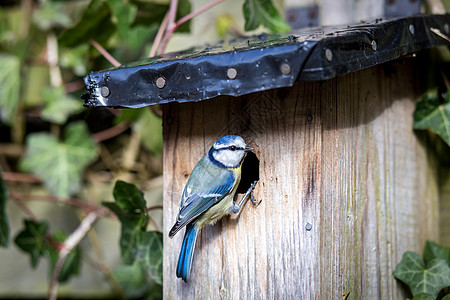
[215,145,243,151]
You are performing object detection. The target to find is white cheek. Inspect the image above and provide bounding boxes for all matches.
[213,150,244,168]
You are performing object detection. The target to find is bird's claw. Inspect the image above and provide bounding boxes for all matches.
[249,180,261,205]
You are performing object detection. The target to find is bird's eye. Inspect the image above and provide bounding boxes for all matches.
[229,145,237,151]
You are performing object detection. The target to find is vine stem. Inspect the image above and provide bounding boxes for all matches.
[90,40,121,67]
[9,192,103,213]
[48,209,107,300]
[155,0,227,55]
[91,121,130,143]
[149,11,171,57]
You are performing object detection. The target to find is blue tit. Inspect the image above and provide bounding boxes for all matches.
[169,135,260,282]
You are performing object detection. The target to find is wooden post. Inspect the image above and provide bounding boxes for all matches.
[163,59,439,299]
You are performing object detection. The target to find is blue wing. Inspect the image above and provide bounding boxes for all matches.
[169,156,236,237]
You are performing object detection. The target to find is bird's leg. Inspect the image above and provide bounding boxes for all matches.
[231,180,261,214]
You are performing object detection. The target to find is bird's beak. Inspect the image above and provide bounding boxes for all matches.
[244,146,253,152]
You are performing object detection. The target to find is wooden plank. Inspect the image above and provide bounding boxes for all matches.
[440,168,450,247]
[162,59,439,299]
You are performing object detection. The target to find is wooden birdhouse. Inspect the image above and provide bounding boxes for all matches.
[83,14,450,299]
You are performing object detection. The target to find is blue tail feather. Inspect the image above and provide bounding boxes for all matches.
[176,223,198,282]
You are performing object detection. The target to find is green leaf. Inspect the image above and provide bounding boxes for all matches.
[243,0,290,33]
[14,219,49,268]
[112,180,147,211]
[41,86,83,125]
[0,170,10,247]
[424,240,450,266]
[113,263,151,298]
[135,231,163,284]
[394,251,450,298]
[105,181,162,284]
[0,53,21,124]
[48,231,82,283]
[104,181,148,263]
[59,0,117,48]
[412,293,434,300]
[21,121,97,198]
[414,90,450,147]
[131,0,191,33]
[32,1,72,31]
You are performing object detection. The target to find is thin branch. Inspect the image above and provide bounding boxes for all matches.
[10,192,101,213]
[157,0,227,55]
[90,40,121,67]
[92,121,130,143]
[48,209,106,300]
[149,11,171,57]
[2,171,41,183]
[174,0,225,29]
[65,80,85,93]
[47,33,63,87]
[167,0,178,29]
[430,27,450,42]
[147,205,163,211]
[10,195,40,222]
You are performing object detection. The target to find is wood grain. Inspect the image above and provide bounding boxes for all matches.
[162,60,439,299]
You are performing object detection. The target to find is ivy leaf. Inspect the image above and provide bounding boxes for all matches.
[135,231,163,284]
[59,0,117,48]
[0,170,10,247]
[113,263,151,298]
[412,294,434,300]
[32,1,72,31]
[393,251,450,298]
[112,180,147,211]
[104,181,162,284]
[21,121,97,198]
[0,53,21,124]
[424,240,450,266]
[14,220,49,268]
[104,181,148,264]
[243,0,290,33]
[414,91,450,147]
[48,231,82,283]
[41,86,83,125]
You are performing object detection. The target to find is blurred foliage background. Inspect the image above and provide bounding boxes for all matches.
[0,0,448,298]
[0,0,288,298]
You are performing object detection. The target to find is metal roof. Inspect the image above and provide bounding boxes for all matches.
[82,14,450,108]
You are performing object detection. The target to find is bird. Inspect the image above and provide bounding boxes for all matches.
[169,135,260,282]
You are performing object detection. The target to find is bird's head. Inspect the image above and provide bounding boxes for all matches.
[209,135,253,168]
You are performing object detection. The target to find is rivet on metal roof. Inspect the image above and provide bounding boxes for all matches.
[100,86,110,97]
[325,48,333,61]
[227,67,238,79]
[371,40,377,51]
[280,63,291,75]
[156,77,166,89]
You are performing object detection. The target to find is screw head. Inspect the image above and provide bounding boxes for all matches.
[409,24,415,35]
[100,86,110,97]
[305,223,312,231]
[280,63,291,75]
[371,40,377,51]
[156,77,166,89]
[227,67,237,79]
[325,48,333,61]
